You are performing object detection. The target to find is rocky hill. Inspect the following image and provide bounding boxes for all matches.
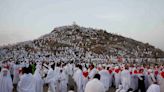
[0,24,164,63]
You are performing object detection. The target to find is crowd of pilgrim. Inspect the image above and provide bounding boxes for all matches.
[0,60,164,92]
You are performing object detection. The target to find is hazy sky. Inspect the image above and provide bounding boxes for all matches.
[0,0,164,50]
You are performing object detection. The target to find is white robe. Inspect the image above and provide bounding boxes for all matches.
[34,68,44,92]
[108,72,113,87]
[148,73,156,86]
[58,70,68,92]
[13,64,21,84]
[0,69,13,92]
[120,69,131,91]
[73,69,83,92]
[54,67,61,92]
[82,67,88,91]
[17,73,35,92]
[66,63,75,76]
[114,72,121,88]
[99,69,110,91]
[88,68,97,79]
[45,68,56,92]
[83,76,88,91]
[85,79,105,92]
[130,74,138,91]
[159,76,164,92]
[144,73,149,90]
[147,84,160,92]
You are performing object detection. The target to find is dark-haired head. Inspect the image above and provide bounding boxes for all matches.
[94,74,101,80]
[51,64,55,70]
[70,61,73,64]
[16,62,19,65]
[154,81,158,84]
[28,66,33,74]
[125,64,129,70]
[57,62,61,67]
[107,67,110,70]
[22,67,29,74]
[78,65,82,70]
[91,64,94,68]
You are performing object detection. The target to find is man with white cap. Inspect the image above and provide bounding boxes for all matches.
[0,68,13,92]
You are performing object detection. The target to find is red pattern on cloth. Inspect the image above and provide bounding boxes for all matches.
[108,70,113,74]
[154,71,159,76]
[115,69,120,73]
[134,70,138,74]
[160,72,164,78]
[83,71,88,78]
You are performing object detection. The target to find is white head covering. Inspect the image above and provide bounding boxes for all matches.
[33,68,42,80]
[0,68,13,92]
[115,66,119,69]
[0,68,11,78]
[118,85,123,89]
[148,69,153,73]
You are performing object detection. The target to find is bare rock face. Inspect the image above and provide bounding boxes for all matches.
[0,24,164,62]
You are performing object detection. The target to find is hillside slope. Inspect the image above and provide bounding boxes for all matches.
[0,24,164,63]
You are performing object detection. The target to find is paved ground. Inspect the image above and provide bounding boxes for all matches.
[107,87,116,92]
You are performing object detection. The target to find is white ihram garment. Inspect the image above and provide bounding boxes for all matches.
[17,73,35,92]
[121,69,131,91]
[146,84,160,92]
[99,69,110,91]
[0,68,13,92]
[73,69,83,92]
[85,79,105,92]
[33,68,44,92]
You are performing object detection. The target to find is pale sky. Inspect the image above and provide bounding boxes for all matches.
[0,0,164,50]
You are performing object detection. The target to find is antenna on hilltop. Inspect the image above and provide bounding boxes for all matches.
[72,21,77,26]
